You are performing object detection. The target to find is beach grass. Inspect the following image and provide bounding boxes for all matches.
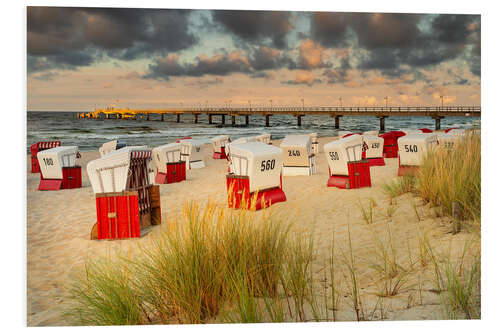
[65,200,316,325]
[64,257,145,326]
[417,132,481,223]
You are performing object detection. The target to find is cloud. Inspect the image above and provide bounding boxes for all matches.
[249,46,294,71]
[211,10,293,49]
[356,14,481,76]
[281,70,322,86]
[184,77,224,89]
[145,46,297,80]
[30,71,60,81]
[310,12,350,48]
[144,51,253,80]
[309,12,480,78]
[350,13,421,50]
[296,39,331,70]
[350,96,379,106]
[322,57,351,84]
[27,7,198,73]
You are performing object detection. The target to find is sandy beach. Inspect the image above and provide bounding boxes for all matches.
[27,136,476,325]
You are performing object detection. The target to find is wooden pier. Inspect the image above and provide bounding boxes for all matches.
[78,105,481,131]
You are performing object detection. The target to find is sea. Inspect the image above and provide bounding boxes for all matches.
[27,111,480,152]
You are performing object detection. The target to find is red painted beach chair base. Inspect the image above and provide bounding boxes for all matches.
[367,157,385,166]
[95,193,141,240]
[226,175,286,210]
[327,160,371,189]
[38,179,63,191]
[213,147,227,159]
[38,166,82,190]
[398,165,420,176]
[61,166,82,189]
[383,145,399,158]
[155,172,167,184]
[327,175,350,189]
[155,162,186,184]
[93,186,161,240]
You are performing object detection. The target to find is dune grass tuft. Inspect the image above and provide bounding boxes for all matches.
[64,257,146,326]
[417,133,480,222]
[65,200,318,325]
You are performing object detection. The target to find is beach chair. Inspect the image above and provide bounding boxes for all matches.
[324,134,371,189]
[362,135,385,166]
[310,133,319,155]
[280,134,316,176]
[255,133,272,145]
[397,134,438,176]
[30,141,61,173]
[436,133,461,150]
[226,142,286,210]
[363,130,379,136]
[175,136,192,143]
[211,135,231,159]
[338,130,353,138]
[152,143,186,184]
[98,139,126,157]
[226,136,258,172]
[380,131,406,158]
[87,146,161,240]
[447,128,467,136]
[342,132,362,138]
[180,139,206,169]
[37,146,81,190]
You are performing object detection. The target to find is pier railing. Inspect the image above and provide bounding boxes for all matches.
[78,105,481,130]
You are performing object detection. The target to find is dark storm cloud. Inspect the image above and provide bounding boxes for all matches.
[144,46,296,80]
[310,12,350,48]
[144,51,253,80]
[249,46,294,71]
[27,7,198,73]
[211,10,293,49]
[322,57,351,84]
[310,12,480,78]
[355,14,481,77]
[350,13,422,49]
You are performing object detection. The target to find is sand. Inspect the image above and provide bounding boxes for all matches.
[26,136,478,325]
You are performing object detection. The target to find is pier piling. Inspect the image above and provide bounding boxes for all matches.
[334,115,342,129]
[297,115,303,127]
[245,115,249,126]
[434,116,443,130]
[176,114,181,123]
[265,114,271,127]
[378,116,387,132]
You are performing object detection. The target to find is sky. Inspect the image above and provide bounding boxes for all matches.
[26,6,481,111]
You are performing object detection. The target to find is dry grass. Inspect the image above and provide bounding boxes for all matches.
[65,200,319,325]
[417,133,480,223]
